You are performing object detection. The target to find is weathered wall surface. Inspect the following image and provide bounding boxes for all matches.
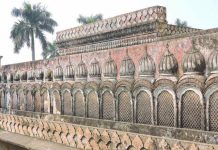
[1,5,218,150]
[0,113,217,150]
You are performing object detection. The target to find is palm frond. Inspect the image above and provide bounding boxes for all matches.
[42,42,58,59]
[10,2,58,60]
[10,21,30,53]
[35,28,47,50]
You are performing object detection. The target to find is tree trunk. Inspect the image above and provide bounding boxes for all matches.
[31,30,35,61]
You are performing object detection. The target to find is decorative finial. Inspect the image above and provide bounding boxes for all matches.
[144,45,148,55]
[166,43,169,49]
[165,43,171,54]
[57,57,60,66]
[68,55,72,64]
[109,51,111,58]
[126,47,129,56]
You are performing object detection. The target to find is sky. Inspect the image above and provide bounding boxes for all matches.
[0,0,218,65]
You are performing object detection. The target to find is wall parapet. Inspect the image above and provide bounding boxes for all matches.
[0,113,217,149]
[56,6,167,43]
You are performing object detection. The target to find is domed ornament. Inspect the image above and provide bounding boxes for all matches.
[208,39,218,74]
[14,70,20,82]
[159,44,178,75]
[183,40,206,74]
[103,51,117,78]
[139,46,155,76]
[65,56,74,80]
[21,71,27,81]
[54,58,63,81]
[35,68,43,81]
[120,48,135,78]
[76,55,87,79]
[28,70,35,81]
[90,58,101,78]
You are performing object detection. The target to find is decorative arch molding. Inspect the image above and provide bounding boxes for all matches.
[133,79,153,92]
[85,81,99,92]
[177,77,204,91]
[100,80,115,91]
[205,75,218,91]
[133,86,153,124]
[52,82,61,90]
[61,82,72,90]
[115,86,133,122]
[72,82,84,90]
[100,88,115,120]
[115,80,132,92]
[153,85,177,127]
[205,83,218,131]
[154,78,175,89]
[41,83,49,90]
[177,85,205,130]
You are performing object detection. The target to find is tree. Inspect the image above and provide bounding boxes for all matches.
[77,14,103,25]
[175,18,188,27]
[10,2,58,61]
[42,42,59,59]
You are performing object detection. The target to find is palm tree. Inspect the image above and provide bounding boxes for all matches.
[175,18,188,27]
[42,42,59,59]
[10,2,58,61]
[77,14,103,25]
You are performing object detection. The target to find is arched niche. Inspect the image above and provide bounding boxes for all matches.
[154,86,177,127]
[86,90,99,119]
[11,90,18,110]
[34,90,42,112]
[72,89,85,117]
[100,88,115,120]
[41,88,50,113]
[205,83,218,131]
[0,90,5,108]
[115,87,133,122]
[62,89,73,115]
[26,89,33,111]
[52,90,61,115]
[177,86,204,130]
[133,87,153,124]
[18,89,26,111]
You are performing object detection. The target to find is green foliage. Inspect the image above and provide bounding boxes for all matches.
[175,18,188,27]
[42,42,59,59]
[77,14,103,25]
[10,2,58,61]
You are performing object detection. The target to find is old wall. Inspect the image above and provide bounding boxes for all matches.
[0,5,218,150]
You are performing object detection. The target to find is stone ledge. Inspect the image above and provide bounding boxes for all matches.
[5,109,218,145]
[0,130,76,150]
